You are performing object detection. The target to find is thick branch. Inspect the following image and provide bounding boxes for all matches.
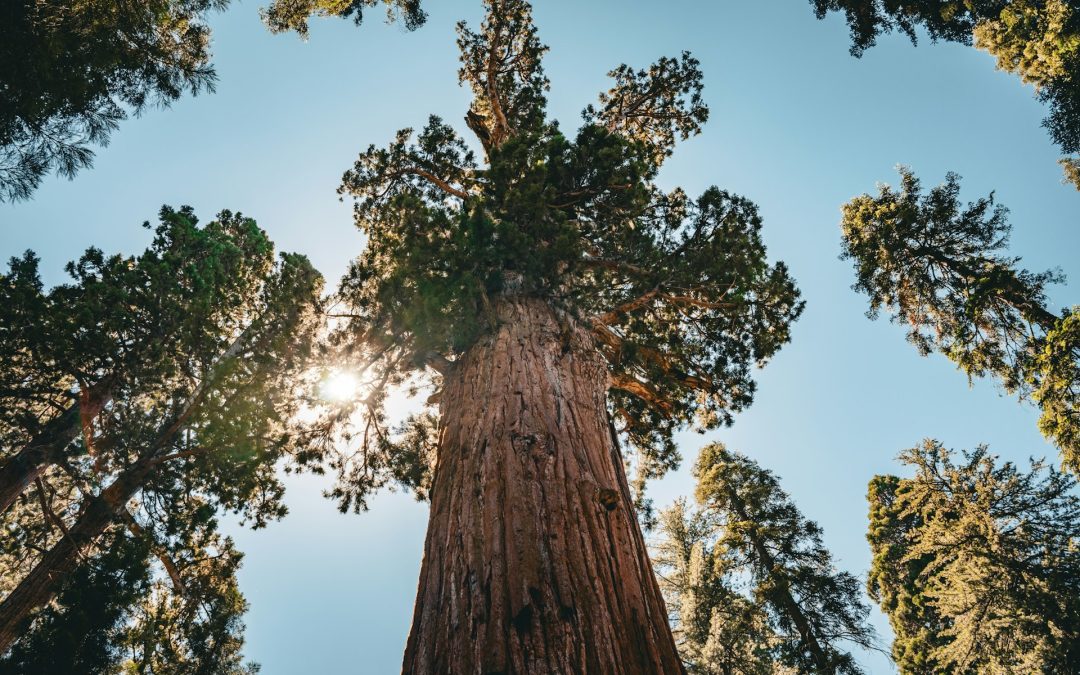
[594,288,660,325]
[419,350,453,376]
[398,167,470,200]
[148,446,212,466]
[609,374,673,415]
[35,477,73,542]
[579,257,648,278]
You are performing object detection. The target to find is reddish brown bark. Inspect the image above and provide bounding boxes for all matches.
[402,297,684,674]
[0,382,112,516]
[0,456,152,653]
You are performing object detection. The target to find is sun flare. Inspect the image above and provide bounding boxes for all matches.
[321,371,359,403]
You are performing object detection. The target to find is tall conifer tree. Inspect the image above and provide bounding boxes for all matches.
[868,440,1080,672]
[654,444,877,674]
[324,2,804,669]
[0,209,326,657]
[839,168,1079,475]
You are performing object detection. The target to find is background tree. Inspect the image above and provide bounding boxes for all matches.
[323,0,803,671]
[0,522,258,675]
[809,0,1080,188]
[0,530,151,674]
[0,0,424,202]
[653,499,789,675]
[655,443,877,674]
[840,167,1079,474]
[0,206,275,515]
[867,439,1080,672]
[0,209,326,659]
[261,0,425,38]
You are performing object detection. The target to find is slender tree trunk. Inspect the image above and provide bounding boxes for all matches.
[402,297,684,675]
[726,490,831,672]
[0,457,151,653]
[0,383,111,516]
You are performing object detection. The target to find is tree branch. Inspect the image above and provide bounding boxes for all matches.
[609,374,673,415]
[397,167,470,200]
[594,288,660,325]
[121,509,186,594]
[419,351,454,376]
[148,446,212,466]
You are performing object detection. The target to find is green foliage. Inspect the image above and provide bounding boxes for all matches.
[655,444,877,674]
[0,252,63,453]
[811,1,1008,55]
[865,474,950,674]
[811,0,1080,188]
[0,208,327,664]
[0,0,425,201]
[0,205,276,480]
[0,0,224,201]
[583,51,709,167]
[262,0,426,38]
[120,522,260,675]
[330,0,803,510]
[1060,155,1080,187]
[1,517,260,674]
[840,168,1080,474]
[1031,308,1080,474]
[868,440,1080,672]
[0,531,151,674]
[973,0,1080,86]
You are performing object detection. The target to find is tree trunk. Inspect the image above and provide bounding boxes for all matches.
[0,457,150,653]
[726,490,831,672]
[0,382,111,516]
[402,297,684,675]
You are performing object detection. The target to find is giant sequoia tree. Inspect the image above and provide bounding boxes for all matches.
[323,0,803,671]
[811,0,1080,188]
[867,440,1080,672]
[840,168,1079,475]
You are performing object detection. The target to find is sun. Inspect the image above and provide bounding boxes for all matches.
[321,370,360,403]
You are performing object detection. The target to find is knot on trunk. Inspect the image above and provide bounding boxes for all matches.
[597,487,619,511]
[511,431,554,462]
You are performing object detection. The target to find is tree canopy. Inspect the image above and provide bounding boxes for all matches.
[326,0,803,513]
[867,440,1080,672]
[840,167,1079,475]
[0,207,329,664]
[0,0,425,202]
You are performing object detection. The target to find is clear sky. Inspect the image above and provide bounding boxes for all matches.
[2,1,1078,672]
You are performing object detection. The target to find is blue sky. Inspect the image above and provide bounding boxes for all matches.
[2,0,1077,672]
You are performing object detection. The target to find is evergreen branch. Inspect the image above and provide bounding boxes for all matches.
[396,167,470,200]
[120,508,186,594]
